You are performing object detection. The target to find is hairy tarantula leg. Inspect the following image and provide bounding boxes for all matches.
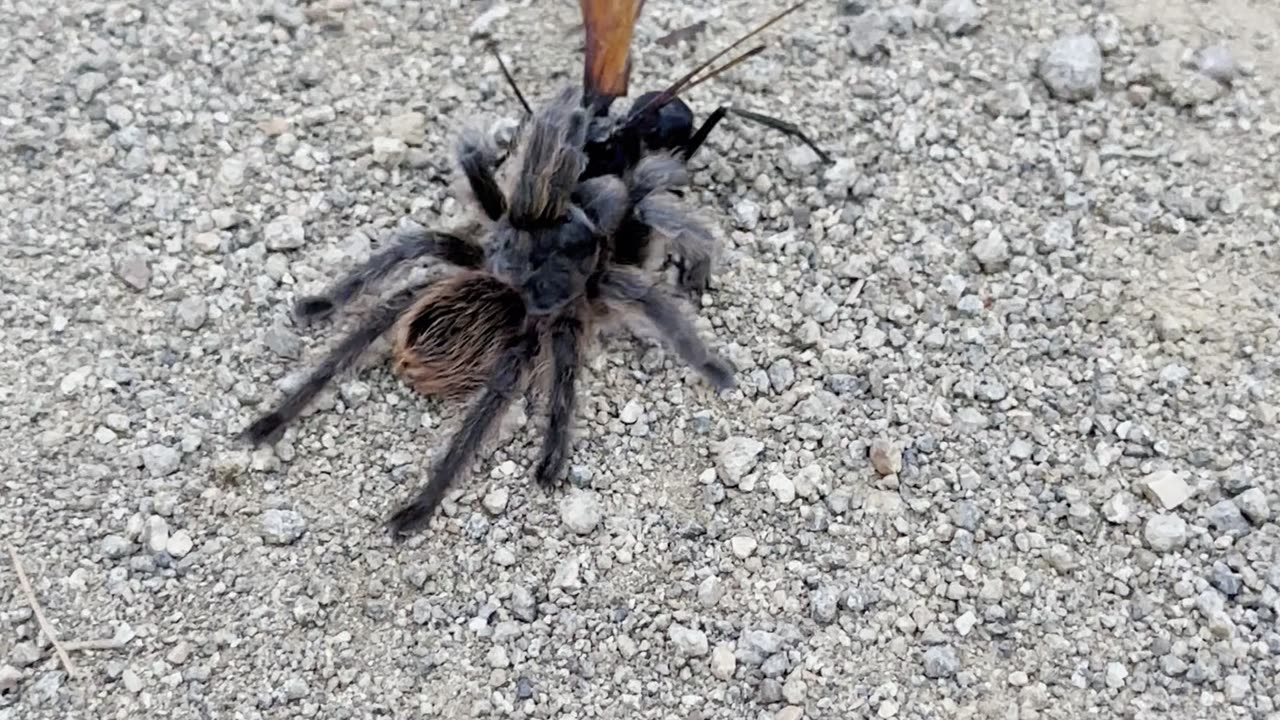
[243,283,428,446]
[534,316,582,488]
[634,192,717,297]
[294,228,483,325]
[600,269,736,391]
[683,106,832,165]
[386,331,539,540]
[458,128,508,221]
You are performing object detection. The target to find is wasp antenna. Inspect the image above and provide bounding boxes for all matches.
[490,45,532,116]
[632,0,810,118]
[677,44,766,96]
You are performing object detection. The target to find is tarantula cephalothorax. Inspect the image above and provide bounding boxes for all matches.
[242,86,734,539]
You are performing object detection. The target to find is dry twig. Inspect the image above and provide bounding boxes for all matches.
[5,543,77,678]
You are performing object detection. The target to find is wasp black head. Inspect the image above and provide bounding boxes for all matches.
[626,92,695,153]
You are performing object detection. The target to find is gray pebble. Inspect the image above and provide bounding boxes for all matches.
[1234,488,1270,525]
[177,297,208,330]
[1143,514,1187,552]
[559,491,602,535]
[264,215,305,251]
[869,438,903,476]
[848,11,889,59]
[9,643,40,668]
[116,255,151,291]
[716,436,764,486]
[698,576,725,608]
[1223,674,1250,704]
[710,644,736,680]
[737,629,783,666]
[76,72,109,102]
[936,0,982,36]
[668,623,709,658]
[145,515,170,555]
[811,585,841,624]
[1204,500,1250,536]
[1196,44,1238,84]
[260,509,307,545]
[100,534,132,559]
[971,230,1010,270]
[1039,34,1103,101]
[1208,562,1242,597]
[923,645,959,678]
[141,445,181,478]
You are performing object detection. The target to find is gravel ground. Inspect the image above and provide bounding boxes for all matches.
[2,0,1278,718]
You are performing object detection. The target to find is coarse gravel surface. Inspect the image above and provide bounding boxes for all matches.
[2,0,1279,718]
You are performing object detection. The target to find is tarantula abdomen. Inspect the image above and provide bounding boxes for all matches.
[391,272,527,400]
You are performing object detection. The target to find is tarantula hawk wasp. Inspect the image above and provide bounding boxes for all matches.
[239,0,828,540]
[505,0,832,294]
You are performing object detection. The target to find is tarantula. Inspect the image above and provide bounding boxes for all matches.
[242,86,734,539]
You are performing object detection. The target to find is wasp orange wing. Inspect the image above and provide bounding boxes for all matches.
[580,0,645,101]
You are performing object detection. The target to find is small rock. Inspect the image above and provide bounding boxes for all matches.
[785,144,821,174]
[869,438,903,476]
[949,500,981,531]
[1103,492,1137,524]
[371,136,407,166]
[100,534,132,559]
[116,255,151,291]
[469,2,509,37]
[847,11,889,59]
[482,488,509,515]
[145,515,169,554]
[559,491,602,534]
[716,437,764,486]
[733,200,760,229]
[1220,185,1246,215]
[1223,674,1250,704]
[264,215,305,251]
[729,536,758,559]
[923,645,959,678]
[76,71,110,102]
[710,644,736,680]
[1204,500,1250,536]
[261,509,307,545]
[192,231,222,254]
[1196,44,1237,84]
[1143,513,1187,552]
[176,297,208,331]
[1040,34,1103,101]
[768,474,796,504]
[486,646,510,669]
[955,611,977,636]
[550,555,581,590]
[217,157,246,187]
[936,0,982,36]
[384,112,427,146]
[811,585,840,624]
[1105,662,1128,689]
[618,399,643,424]
[971,229,1010,270]
[9,643,40,668]
[737,630,783,666]
[698,576,725,608]
[122,668,143,693]
[166,530,193,559]
[669,624,709,658]
[777,707,804,720]
[1139,469,1192,509]
[141,445,181,478]
[1234,488,1270,525]
[1208,562,1243,597]
[985,82,1032,118]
